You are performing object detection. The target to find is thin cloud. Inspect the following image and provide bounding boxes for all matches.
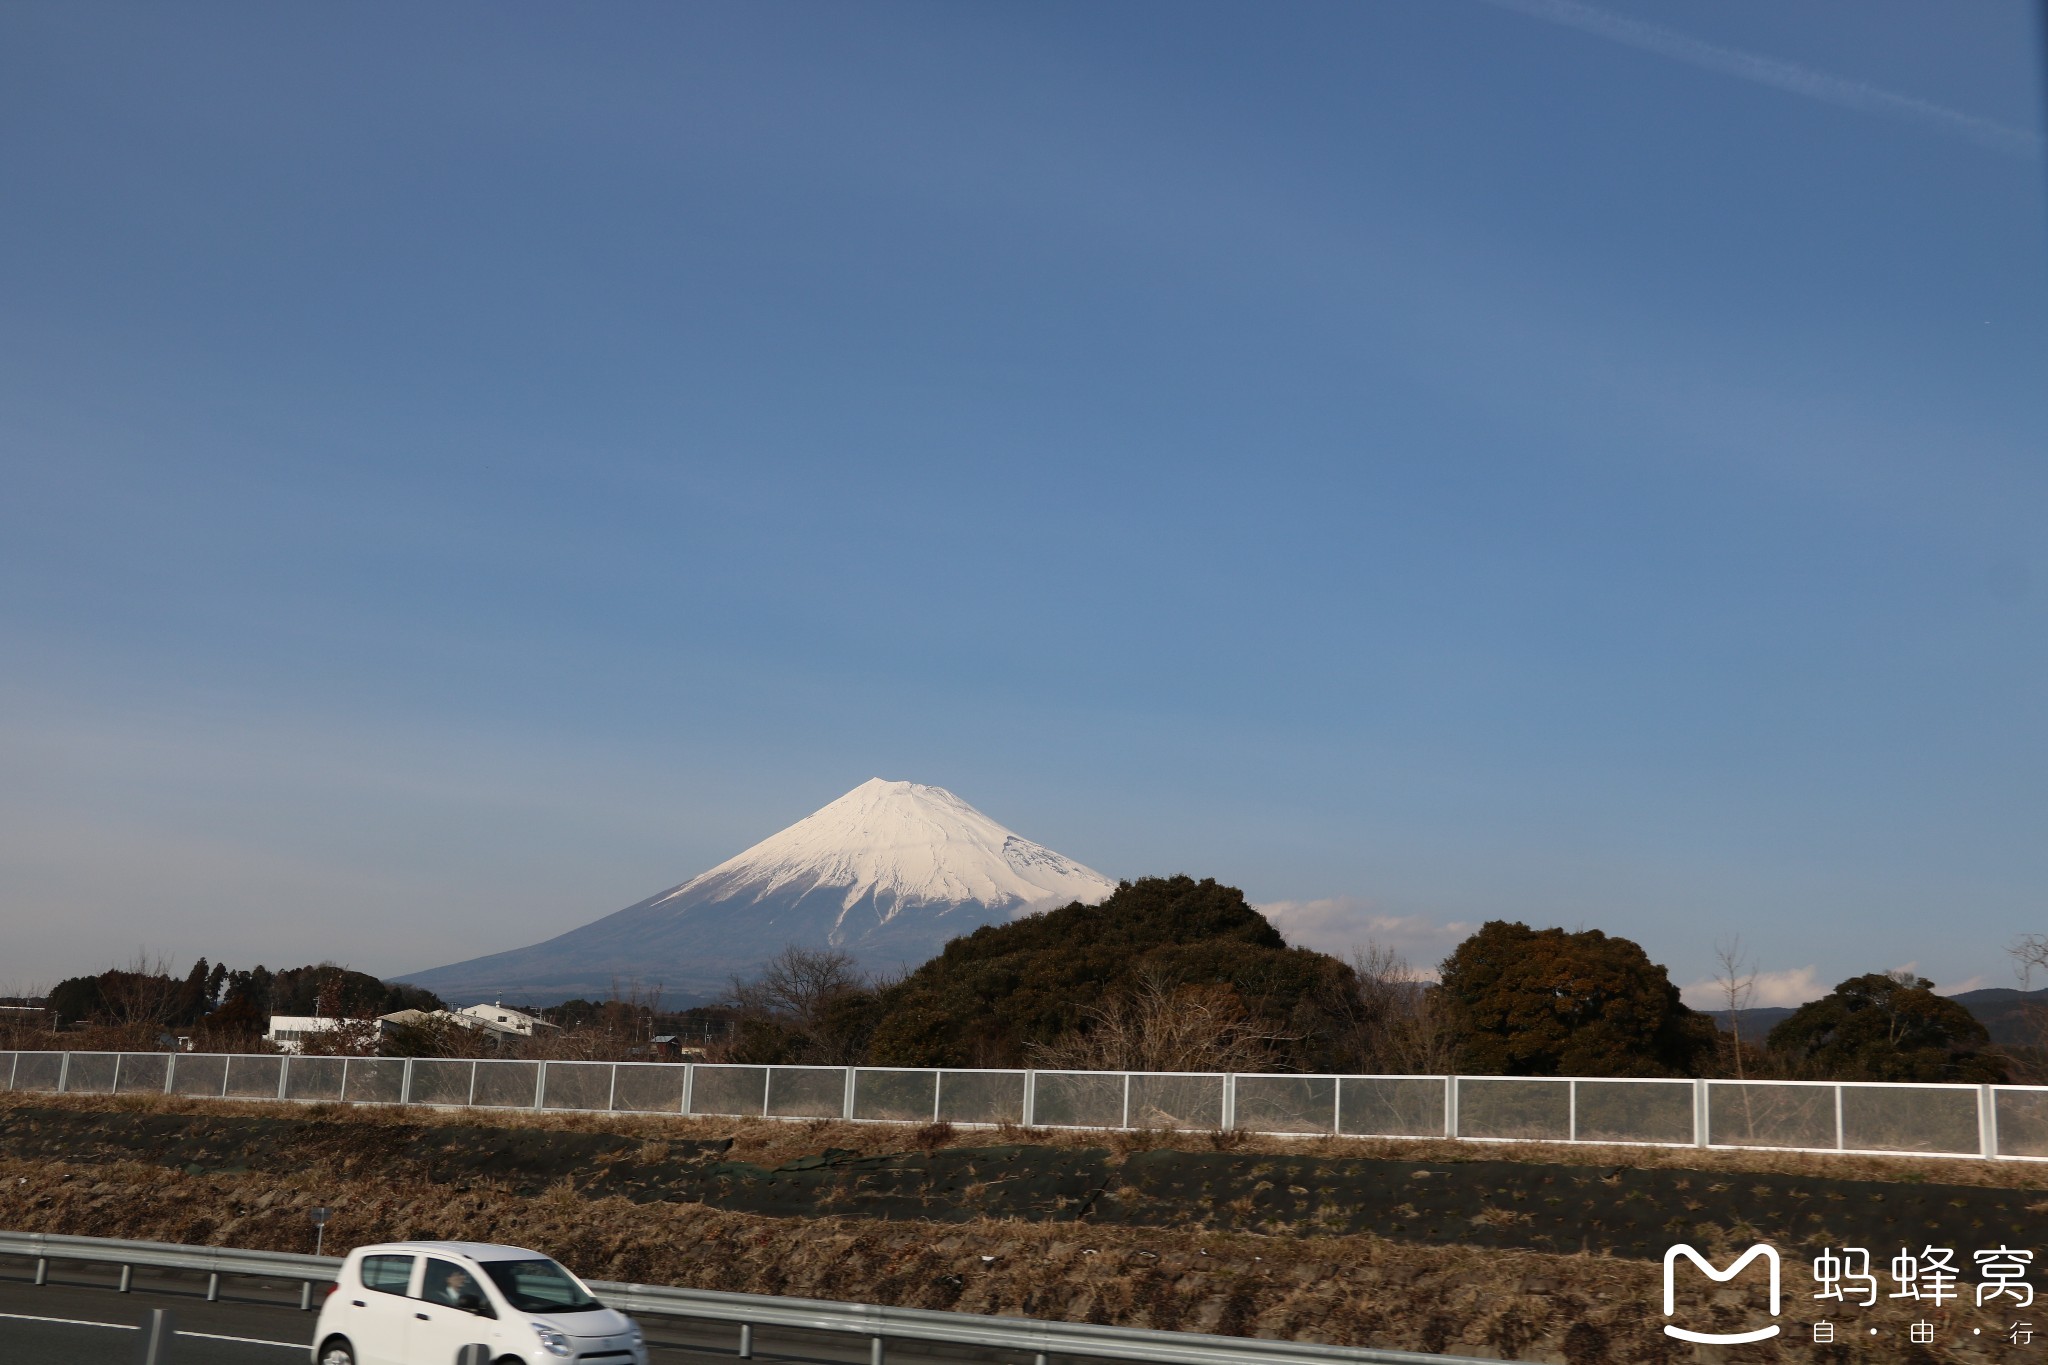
[1683,965,1822,1010]
[1256,897,1475,974]
[1480,0,2042,158]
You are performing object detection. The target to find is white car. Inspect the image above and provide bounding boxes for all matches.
[311,1240,649,1365]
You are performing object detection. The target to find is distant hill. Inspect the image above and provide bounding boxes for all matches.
[1705,1006,1798,1038]
[1709,987,2048,1048]
[1946,987,2048,1048]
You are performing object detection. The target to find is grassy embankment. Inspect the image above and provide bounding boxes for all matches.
[5,1091,2043,1364]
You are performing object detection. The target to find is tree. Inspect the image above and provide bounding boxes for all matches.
[293,973,382,1056]
[729,947,865,1030]
[376,1012,486,1059]
[1027,969,1298,1073]
[1344,943,1457,1075]
[1767,972,2006,1082]
[723,947,878,1065]
[1710,935,1764,1081]
[1437,921,1716,1077]
[864,876,1362,1071]
[49,953,188,1033]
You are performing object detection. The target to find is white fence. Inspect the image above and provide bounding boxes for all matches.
[6,1050,2047,1161]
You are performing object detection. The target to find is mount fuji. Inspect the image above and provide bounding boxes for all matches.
[396,779,1118,1005]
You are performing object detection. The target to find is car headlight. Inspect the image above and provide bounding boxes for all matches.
[530,1322,573,1358]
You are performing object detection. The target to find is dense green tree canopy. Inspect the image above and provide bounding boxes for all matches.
[47,960,440,1030]
[1438,920,1714,1076]
[1767,973,2006,1082]
[864,875,1359,1070]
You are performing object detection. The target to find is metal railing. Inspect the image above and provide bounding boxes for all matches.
[5,1049,2045,1160]
[0,1230,1485,1364]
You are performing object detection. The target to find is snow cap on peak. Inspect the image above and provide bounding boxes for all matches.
[666,777,1116,919]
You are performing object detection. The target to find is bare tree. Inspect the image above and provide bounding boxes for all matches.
[293,974,381,1057]
[98,952,186,1031]
[1712,936,1760,1081]
[1027,969,1299,1074]
[533,977,668,1061]
[2005,935,2048,1081]
[2013,935,2048,989]
[727,946,864,1030]
[1343,942,1457,1075]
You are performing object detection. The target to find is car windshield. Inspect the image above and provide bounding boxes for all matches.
[478,1259,602,1313]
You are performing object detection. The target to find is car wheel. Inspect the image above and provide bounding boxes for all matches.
[316,1338,355,1365]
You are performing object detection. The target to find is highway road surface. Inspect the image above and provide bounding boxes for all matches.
[0,1255,1110,1365]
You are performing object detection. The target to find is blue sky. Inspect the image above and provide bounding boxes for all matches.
[2,0,2043,1004]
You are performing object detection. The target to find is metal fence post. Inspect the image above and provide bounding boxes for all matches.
[277,1055,291,1101]
[1568,1080,1577,1143]
[681,1063,695,1117]
[1694,1080,1709,1147]
[1120,1073,1131,1131]
[1979,1084,1996,1159]
[119,1264,132,1293]
[219,1054,230,1099]
[843,1067,857,1122]
[1447,1076,1460,1139]
[870,1335,884,1364]
[1332,1076,1343,1136]
[1833,1085,1845,1151]
[931,1071,943,1124]
[1022,1071,1036,1128]
[34,1256,48,1285]
[402,1058,416,1106]
[466,1059,479,1107]
[206,1271,221,1301]
[7,1051,18,1091]
[760,1066,772,1118]
[534,1060,548,1110]
[738,1323,753,1359]
[1221,1073,1235,1132]
[57,1052,70,1093]
[163,1052,176,1096]
[112,1053,124,1095]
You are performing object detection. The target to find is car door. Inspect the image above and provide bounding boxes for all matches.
[346,1253,416,1365]
[407,1257,498,1365]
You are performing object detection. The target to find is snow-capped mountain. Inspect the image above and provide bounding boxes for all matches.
[396,779,1117,1005]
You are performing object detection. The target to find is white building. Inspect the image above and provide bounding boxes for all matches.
[455,1002,550,1036]
[265,1015,343,1053]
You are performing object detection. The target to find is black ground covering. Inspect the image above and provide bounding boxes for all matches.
[7,1106,2041,1261]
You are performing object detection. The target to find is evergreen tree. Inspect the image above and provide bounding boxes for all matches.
[1437,920,1715,1077]
[1768,973,2005,1082]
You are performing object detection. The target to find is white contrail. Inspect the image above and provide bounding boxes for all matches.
[1480,0,2043,158]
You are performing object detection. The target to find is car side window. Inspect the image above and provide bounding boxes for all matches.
[419,1258,493,1315]
[359,1254,415,1295]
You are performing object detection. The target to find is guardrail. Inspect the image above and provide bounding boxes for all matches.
[7,1048,2048,1161]
[0,1230,1487,1364]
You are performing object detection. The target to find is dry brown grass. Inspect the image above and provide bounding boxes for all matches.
[0,1153,2023,1363]
[5,1092,2042,1362]
[7,1090,2042,1189]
